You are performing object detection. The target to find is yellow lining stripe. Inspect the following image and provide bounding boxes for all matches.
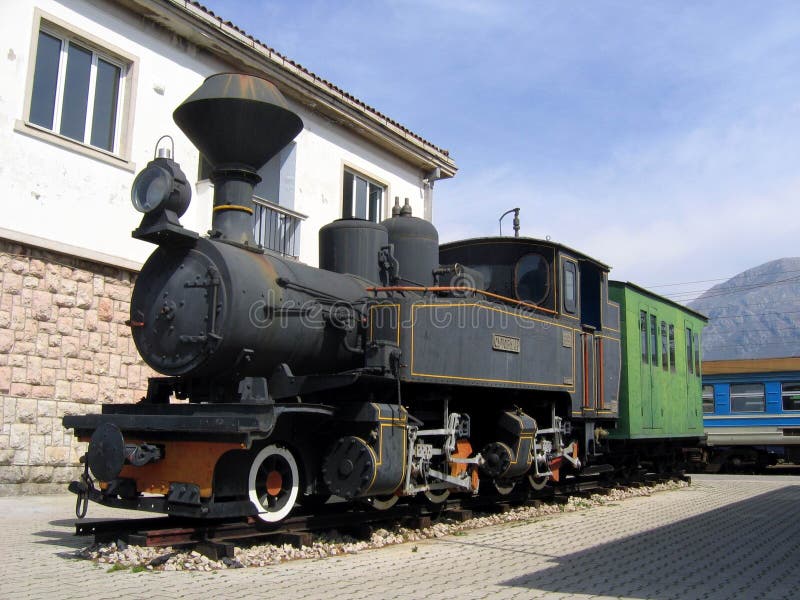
[370,403,407,491]
[213,204,254,214]
[410,303,576,388]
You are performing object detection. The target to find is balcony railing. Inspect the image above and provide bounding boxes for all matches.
[253,198,306,258]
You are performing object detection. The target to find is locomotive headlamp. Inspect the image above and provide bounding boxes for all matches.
[131,136,198,245]
[132,162,173,213]
[131,136,190,217]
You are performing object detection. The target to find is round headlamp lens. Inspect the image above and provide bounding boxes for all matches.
[131,164,173,213]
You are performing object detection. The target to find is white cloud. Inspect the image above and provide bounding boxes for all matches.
[200,0,800,303]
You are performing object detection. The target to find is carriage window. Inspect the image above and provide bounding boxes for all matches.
[650,315,658,365]
[702,385,715,414]
[730,383,765,412]
[640,310,648,363]
[668,324,676,372]
[686,327,694,374]
[661,321,668,371]
[515,253,551,305]
[562,261,576,313]
[782,383,800,411]
[694,333,700,376]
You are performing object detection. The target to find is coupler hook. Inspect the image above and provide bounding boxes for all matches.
[75,457,94,519]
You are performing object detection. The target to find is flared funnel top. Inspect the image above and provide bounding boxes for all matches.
[173,73,303,171]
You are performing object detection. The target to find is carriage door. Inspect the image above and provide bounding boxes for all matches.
[581,330,596,410]
[685,321,698,429]
[639,307,654,428]
[578,261,603,412]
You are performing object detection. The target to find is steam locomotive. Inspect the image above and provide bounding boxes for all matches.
[64,74,699,523]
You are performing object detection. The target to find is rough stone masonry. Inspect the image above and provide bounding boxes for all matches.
[0,238,153,495]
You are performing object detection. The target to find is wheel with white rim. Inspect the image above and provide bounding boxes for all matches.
[528,473,550,491]
[423,488,450,504]
[366,494,399,510]
[494,480,515,495]
[248,444,299,523]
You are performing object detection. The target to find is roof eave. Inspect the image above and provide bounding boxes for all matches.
[115,0,457,178]
[609,280,709,322]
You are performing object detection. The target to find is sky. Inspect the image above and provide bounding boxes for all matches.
[199,0,800,303]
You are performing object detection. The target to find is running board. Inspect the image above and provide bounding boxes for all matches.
[581,464,614,476]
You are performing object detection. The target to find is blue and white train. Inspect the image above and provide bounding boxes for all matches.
[702,357,800,471]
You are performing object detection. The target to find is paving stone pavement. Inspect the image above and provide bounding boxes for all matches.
[0,474,798,599]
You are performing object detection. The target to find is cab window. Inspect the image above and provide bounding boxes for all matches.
[562,261,576,313]
[515,253,550,305]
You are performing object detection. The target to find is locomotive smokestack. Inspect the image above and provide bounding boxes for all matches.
[173,74,303,247]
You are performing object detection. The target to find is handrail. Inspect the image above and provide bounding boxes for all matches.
[252,197,308,220]
[253,200,305,257]
[365,286,557,315]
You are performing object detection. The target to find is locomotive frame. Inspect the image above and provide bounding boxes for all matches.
[62,73,703,523]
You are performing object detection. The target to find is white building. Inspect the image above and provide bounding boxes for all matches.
[0,0,456,493]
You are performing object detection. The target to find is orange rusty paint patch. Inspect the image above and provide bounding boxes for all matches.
[449,439,479,492]
[549,456,563,482]
[450,439,473,477]
[266,470,283,496]
[117,440,244,498]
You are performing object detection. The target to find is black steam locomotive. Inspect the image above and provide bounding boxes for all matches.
[64,74,624,522]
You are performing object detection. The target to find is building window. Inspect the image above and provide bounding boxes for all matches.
[702,385,715,414]
[661,321,668,371]
[686,327,694,374]
[640,310,648,363]
[27,26,128,154]
[343,169,385,222]
[782,383,800,411]
[562,261,576,313]
[730,383,765,413]
[668,324,676,372]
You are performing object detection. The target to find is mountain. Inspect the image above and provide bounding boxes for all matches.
[687,257,800,361]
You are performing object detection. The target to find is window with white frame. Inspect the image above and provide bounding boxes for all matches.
[342,169,385,222]
[27,25,129,154]
[781,382,800,411]
[702,384,715,414]
[730,383,765,413]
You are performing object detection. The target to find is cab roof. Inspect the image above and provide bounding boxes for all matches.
[439,236,611,271]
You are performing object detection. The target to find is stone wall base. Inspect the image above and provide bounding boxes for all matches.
[0,479,80,497]
[1,237,153,494]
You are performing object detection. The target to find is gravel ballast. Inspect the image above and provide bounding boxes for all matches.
[75,480,688,572]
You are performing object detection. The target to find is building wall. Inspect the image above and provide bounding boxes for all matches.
[0,237,153,495]
[0,0,231,266]
[292,109,428,265]
[0,0,438,494]
[1,0,432,270]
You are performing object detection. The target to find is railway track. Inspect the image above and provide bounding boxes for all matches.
[75,473,690,560]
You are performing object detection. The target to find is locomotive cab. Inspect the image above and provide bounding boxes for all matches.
[439,238,622,456]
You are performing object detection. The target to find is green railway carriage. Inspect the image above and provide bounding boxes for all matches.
[607,281,707,467]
